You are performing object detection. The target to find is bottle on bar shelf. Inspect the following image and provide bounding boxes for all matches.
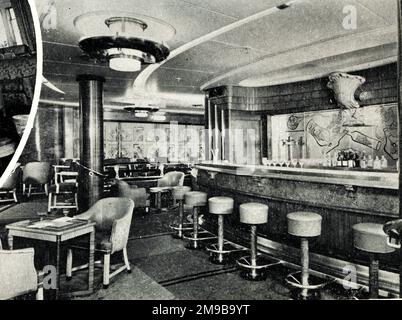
[337,152,342,167]
[342,151,348,167]
[367,155,374,168]
[347,149,354,168]
[373,156,381,170]
[380,155,388,169]
[355,152,361,168]
[360,152,367,169]
[332,153,337,167]
[327,153,332,167]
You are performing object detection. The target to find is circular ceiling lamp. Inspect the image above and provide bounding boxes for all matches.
[74,11,176,72]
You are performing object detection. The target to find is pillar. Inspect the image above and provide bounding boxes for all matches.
[398,0,402,298]
[77,75,105,211]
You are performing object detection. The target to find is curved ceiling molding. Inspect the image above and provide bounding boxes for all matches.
[201,25,397,90]
[133,0,304,91]
[42,76,66,94]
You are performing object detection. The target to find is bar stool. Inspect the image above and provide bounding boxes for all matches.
[149,187,171,213]
[206,197,240,264]
[236,203,273,281]
[170,186,192,239]
[353,223,395,299]
[183,191,215,249]
[285,211,328,300]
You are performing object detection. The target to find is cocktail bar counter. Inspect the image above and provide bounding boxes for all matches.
[196,162,400,293]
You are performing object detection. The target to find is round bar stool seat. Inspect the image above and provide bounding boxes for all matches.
[172,186,191,201]
[236,203,272,281]
[206,197,240,264]
[149,187,172,213]
[287,212,322,238]
[183,191,215,249]
[353,223,395,254]
[239,202,269,225]
[209,197,234,215]
[170,186,192,239]
[185,191,207,208]
[285,211,330,300]
[353,223,395,299]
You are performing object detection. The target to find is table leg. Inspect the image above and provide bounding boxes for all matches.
[178,201,184,238]
[8,235,13,250]
[55,236,61,300]
[157,192,161,211]
[88,230,95,294]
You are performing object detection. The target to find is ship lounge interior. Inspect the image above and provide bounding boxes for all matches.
[2,0,402,301]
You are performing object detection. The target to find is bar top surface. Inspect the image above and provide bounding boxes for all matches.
[196,162,399,190]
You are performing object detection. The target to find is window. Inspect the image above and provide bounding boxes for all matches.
[7,7,22,45]
[0,6,23,49]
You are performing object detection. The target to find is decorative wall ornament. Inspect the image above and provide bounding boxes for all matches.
[327,72,366,127]
[12,114,29,137]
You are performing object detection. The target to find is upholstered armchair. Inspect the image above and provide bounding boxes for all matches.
[0,163,21,203]
[111,179,148,209]
[0,247,43,300]
[157,171,185,188]
[66,197,135,288]
[22,162,52,197]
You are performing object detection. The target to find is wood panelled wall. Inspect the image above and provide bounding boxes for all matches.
[197,169,400,272]
[20,104,205,164]
[205,63,397,160]
[0,0,36,116]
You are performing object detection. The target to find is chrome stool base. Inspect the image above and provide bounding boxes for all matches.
[184,230,216,250]
[285,271,334,300]
[169,223,193,239]
[237,255,282,281]
[206,243,246,265]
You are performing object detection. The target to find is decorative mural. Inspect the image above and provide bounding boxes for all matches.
[271,104,399,167]
[104,122,205,163]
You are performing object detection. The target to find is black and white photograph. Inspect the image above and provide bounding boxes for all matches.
[3,0,402,307]
[0,0,38,178]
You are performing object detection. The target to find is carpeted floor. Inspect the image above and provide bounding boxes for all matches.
[0,197,362,300]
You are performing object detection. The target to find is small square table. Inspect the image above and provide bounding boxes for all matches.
[6,218,96,300]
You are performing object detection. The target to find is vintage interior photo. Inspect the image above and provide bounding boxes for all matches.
[0,0,38,178]
[3,0,402,304]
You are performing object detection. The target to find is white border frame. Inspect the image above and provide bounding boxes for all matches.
[0,0,43,187]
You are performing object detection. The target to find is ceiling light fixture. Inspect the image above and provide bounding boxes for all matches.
[134,111,149,118]
[152,112,167,121]
[74,11,176,72]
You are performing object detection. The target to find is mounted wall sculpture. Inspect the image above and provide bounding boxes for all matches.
[327,72,366,126]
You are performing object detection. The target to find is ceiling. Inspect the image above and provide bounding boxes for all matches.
[36,0,398,113]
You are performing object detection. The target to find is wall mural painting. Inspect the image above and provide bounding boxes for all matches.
[133,128,144,144]
[121,125,133,142]
[133,144,145,160]
[287,115,304,131]
[105,142,119,159]
[121,142,133,158]
[104,122,205,162]
[303,104,398,163]
[381,107,398,160]
[105,122,119,142]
